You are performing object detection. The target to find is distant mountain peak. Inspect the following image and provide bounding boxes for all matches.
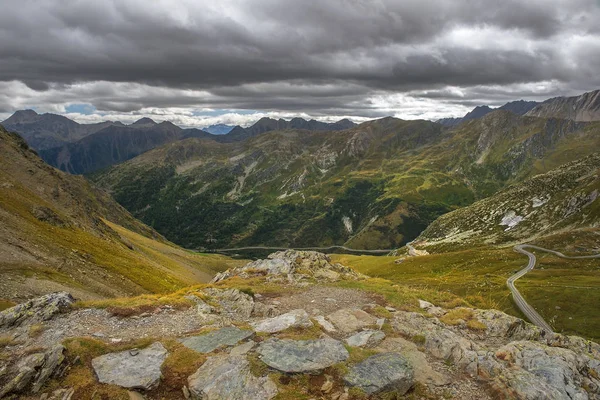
[131,117,157,126]
[3,109,40,124]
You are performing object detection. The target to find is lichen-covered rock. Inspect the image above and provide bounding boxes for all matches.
[418,299,445,317]
[344,353,414,395]
[0,292,74,328]
[0,344,66,398]
[257,338,349,373]
[187,354,277,400]
[179,327,253,353]
[392,312,480,375]
[345,330,385,348]
[251,309,313,333]
[326,308,377,334]
[92,342,168,390]
[485,341,595,400]
[203,288,255,320]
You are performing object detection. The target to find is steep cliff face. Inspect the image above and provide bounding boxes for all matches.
[526,89,600,121]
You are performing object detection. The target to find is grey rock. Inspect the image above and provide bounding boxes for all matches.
[179,327,253,353]
[344,353,414,395]
[490,341,592,400]
[392,312,479,376]
[376,338,451,387]
[32,344,66,392]
[314,315,336,333]
[0,292,74,328]
[92,342,168,390]
[417,299,445,317]
[345,330,385,348]
[0,345,66,398]
[251,309,313,333]
[203,288,254,320]
[230,341,255,356]
[188,354,277,400]
[326,308,377,334]
[257,338,349,373]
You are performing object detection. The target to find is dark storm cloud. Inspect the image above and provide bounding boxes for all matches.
[0,0,599,117]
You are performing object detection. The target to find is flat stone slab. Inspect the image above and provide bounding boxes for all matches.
[345,330,385,348]
[179,327,253,353]
[344,353,414,395]
[257,338,349,373]
[188,354,277,400]
[92,342,168,390]
[326,308,377,334]
[251,309,313,333]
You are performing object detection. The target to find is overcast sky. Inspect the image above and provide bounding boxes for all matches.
[1,0,599,127]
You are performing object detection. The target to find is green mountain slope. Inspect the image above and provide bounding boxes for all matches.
[0,126,243,302]
[93,111,600,250]
[415,153,600,250]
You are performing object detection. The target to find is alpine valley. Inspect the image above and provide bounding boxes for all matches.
[1,89,599,400]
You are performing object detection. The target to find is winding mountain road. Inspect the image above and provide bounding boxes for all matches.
[509,244,600,332]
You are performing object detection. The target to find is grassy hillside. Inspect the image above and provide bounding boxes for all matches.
[93,112,600,250]
[416,153,600,250]
[333,239,600,341]
[0,127,244,302]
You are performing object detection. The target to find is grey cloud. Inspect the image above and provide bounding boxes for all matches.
[0,0,599,116]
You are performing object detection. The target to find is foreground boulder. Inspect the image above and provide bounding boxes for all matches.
[202,288,255,321]
[178,327,253,353]
[0,344,66,398]
[326,308,377,334]
[257,338,349,373]
[0,292,74,328]
[251,309,313,333]
[344,353,414,395]
[91,342,168,390]
[188,354,277,400]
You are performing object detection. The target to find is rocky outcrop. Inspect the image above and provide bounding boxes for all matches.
[344,353,414,395]
[0,345,66,398]
[525,89,600,121]
[91,342,168,390]
[203,288,255,321]
[212,251,365,284]
[257,338,349,373]
[187,354,278,400]
[0,292,74,329]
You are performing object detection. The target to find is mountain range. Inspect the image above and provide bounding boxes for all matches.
[92,108,600,250]
[1,113,356,174]
[1,89,599,252]
[436,100,540,127]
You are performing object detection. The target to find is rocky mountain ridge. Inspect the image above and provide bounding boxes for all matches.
[1,250,599,399]
[526,89,600,121]
[93,111,600,250]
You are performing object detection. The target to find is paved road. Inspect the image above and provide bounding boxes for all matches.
[509,244,600,332]
[209,245,394,255]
